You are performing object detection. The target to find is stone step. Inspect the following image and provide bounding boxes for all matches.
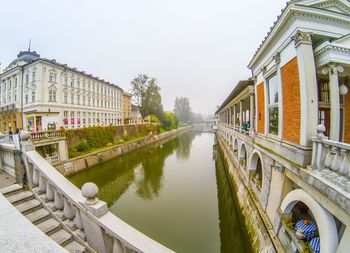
[15,198,42,214]
[25,208,50,224]
[64,240,86,253]
[37,218,61,235]
[49,229,73,246]
[7,190,34,205]
[0,184,23,196]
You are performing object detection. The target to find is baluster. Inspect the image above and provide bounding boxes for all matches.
[113,238,126,253]
[324,144,332,169]
[311,138,317,168]
[331,147,341,173]
[54,191,64,210]
[74,209,86,241]
[38,175,46,193]
[45,182,54,202]
[63,198,75,220]
[32,168,39,186]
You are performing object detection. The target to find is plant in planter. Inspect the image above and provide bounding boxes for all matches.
[281,215,295,230]
[301,242,313,253]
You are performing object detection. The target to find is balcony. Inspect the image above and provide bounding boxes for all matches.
[302,125,350,214]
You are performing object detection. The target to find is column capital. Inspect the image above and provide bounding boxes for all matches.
[273,52,281,65]
[321,63,344,75]
[292,31,312,48]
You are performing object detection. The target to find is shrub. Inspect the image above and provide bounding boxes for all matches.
[76,141,89,152]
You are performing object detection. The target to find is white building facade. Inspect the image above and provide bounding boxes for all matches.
[0,51,123,132]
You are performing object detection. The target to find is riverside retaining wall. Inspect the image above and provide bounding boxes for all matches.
[56,126,191,176]
[216,135,279,253]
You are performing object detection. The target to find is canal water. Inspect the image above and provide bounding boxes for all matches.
[68,132,252,253]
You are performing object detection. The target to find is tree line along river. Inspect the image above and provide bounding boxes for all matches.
[68,132,252,253]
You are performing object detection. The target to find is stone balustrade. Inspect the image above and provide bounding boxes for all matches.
[30,130,64,141]
[219,122,252,139]
[45,154,60,164]
[310,125,350,192]
[19,131,175,253]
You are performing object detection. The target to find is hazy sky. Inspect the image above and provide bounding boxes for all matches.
[0,0,288,115]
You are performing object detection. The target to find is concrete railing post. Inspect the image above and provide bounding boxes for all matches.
[79,182,108,253]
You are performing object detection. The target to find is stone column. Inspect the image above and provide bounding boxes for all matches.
[250,93,255,130]
[293,30,318,146]
[233,105,236,127]
[239,100,243,131]
[229,107,232,125]
[326,63,343,141]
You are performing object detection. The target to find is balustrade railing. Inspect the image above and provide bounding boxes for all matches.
[30,130,64,141]
[45,155,60,164]
[218,122,251,136]
[310,125,350,192]
[19,131,174,253]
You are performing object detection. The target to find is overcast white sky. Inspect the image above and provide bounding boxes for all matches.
[0,0,288,115]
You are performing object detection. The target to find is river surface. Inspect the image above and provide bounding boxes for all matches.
[68,132,252,253]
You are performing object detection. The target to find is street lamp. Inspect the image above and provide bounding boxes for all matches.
[339,82,348,96]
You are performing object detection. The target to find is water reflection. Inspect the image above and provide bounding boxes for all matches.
[215,145,253,253]
[68,133,252,253]
[68,133,196,205]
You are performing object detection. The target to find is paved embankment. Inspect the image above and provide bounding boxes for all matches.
[56,126,191,176]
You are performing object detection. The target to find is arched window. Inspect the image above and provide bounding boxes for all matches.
[239,143,247,168]
[249,151,263,188]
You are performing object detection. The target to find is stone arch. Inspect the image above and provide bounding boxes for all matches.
[238,142,247,168]
[249,150,263,187]
[281,189,338,253]
[233,138,238,155]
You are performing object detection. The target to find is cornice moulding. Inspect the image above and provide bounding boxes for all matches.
[248,4,350,70]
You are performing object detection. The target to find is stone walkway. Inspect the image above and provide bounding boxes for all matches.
[0,169,16,188]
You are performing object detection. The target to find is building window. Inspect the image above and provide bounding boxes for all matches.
[83,96,86,105]
[88,97,91,106]
[64,111,68,117]
[64,93,68,104]
[77,95,80,105]
[32,71,36,82]
[49,89,57,102]
[14,77,17,88]
[71,79,74,87]
[25,95,28,104]
[26,74,29,84]
[267,74,279,135]
[65,77,68,85]
[32,91,36,102]
[9,80,12,90]
[71,94,74,104]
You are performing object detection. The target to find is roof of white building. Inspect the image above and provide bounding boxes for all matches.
[3,50,123,91]
[248,0,350,69]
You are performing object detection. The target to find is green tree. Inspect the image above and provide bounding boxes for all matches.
[161,112,178,131]
[130,74,163,118]
[173,97,191,123]
[131,74,149,107]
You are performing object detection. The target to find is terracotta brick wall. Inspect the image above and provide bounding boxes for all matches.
[344,91,350,144]
[281,57,301,144]
[257,82,265,134]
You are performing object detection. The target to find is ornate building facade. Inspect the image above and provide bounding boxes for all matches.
[0,51,123,132]
[216,1,350,252]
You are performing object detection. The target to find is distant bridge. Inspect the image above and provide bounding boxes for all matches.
[189,121,215,133]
